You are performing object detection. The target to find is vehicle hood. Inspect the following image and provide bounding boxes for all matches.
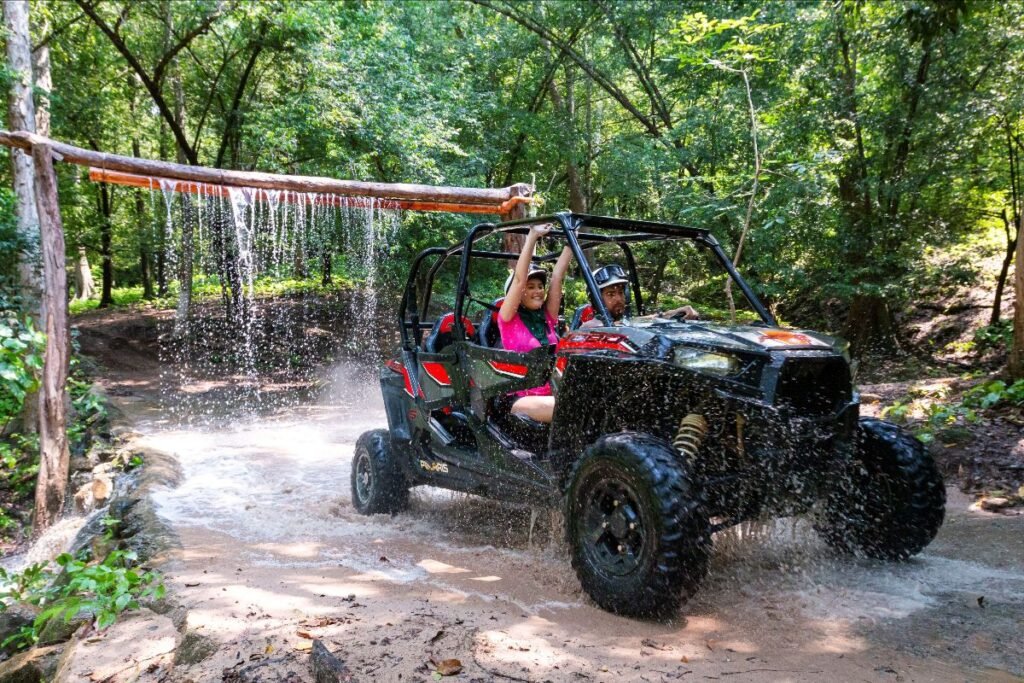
[635,320,842,354]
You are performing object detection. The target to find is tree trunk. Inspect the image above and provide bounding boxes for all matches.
[171,56,193,335]
[1011,215,1024,379]
[32,7,51,138]
[97,182,114,307]
[174,193,194,338]
[321,253,332,285]
[137,187,155,300]
[131,116,155,300]
[3,0,41,315]
[844,294,896,356]
[31,143,70,533]
[991,211,1017,326]
[74,246,95,301]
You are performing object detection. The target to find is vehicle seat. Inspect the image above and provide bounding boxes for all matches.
[476,297,504,348]
[424,313,476,353]
[489,394,549,454]
[570,303,595,329]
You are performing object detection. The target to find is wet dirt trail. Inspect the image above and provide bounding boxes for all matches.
[102,365,1023,683]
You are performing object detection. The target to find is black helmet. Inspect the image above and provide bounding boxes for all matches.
[592,264,628,290]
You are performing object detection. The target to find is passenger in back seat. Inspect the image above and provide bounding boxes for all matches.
[497,223,573,423]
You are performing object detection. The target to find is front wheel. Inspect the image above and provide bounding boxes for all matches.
[816,417,945,560]
[565,432,711,619]
[351,429,410,515]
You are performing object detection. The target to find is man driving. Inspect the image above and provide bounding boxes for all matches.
[581,264,698,328]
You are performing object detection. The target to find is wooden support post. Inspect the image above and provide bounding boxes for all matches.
[501,182,534,265]
[31,142,70,532]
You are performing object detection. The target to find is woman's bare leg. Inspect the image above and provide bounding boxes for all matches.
[511,396,555,423]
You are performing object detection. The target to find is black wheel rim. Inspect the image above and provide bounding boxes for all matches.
[354,451,374,505]
[579,473,649,578]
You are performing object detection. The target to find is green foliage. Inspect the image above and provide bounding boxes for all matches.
[0,550,165,651]
[67,378,108,450]
[973,321,1014,352]
[882,377,1024,444]
[0,188,26,312]
[0,316,44,422]
[962,379,1024,409]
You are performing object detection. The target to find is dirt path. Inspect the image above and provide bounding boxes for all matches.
[94,362,1024,683]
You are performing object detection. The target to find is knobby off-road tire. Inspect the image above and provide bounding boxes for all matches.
[351,429,410,515]
[565,432,711,619]
[817,417,945,560]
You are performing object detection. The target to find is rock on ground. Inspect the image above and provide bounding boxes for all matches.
[0,645,61,683]
[54,609,179,682]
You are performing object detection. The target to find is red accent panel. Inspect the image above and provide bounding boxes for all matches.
[581,304,595,322]
[487,360,529,378]
[555,356,568,375]
[557,331,638,354]
[491,297,505,321]
[421,361,452,386]
[386,359,421,397]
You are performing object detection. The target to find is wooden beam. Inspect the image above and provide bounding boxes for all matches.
[87,168,533,216]
[31,142,70,532]
[0,130,532,206]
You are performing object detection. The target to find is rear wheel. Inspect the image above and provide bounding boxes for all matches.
[816,418,945,559]
[351,429,410,515]
[565,432,710,618]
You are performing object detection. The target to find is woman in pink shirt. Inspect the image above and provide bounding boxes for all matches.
[498,223,573,423]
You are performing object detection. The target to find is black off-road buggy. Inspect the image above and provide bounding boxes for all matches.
[352,212,945,618]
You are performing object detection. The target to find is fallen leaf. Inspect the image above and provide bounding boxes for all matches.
[428,629,445,644]
[379,555,390,563]
[294,640,313,652]
[297,630,313,639]
[265,644,274,654]
[681,656,690,664]
[435,658,463,676]
[977,596,986,609]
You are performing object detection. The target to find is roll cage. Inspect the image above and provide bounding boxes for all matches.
[397,212,776,353]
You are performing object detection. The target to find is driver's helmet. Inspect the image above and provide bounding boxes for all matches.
[592,264,628,290]
[504,264,547,294]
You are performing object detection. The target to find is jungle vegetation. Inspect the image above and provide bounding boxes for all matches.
[1,0,1021,360]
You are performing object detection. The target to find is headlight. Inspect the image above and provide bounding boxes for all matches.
[673,347,739,376]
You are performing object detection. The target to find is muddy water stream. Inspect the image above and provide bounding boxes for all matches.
[109,366,1024,682]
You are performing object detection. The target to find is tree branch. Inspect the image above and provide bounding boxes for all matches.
[470,0,663,138]
[215,22,268,169]
[73,0,198,164]
[596,0,673,130]
[152,4,227,87]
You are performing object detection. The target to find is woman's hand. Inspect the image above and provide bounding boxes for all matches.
[529,223,553,240]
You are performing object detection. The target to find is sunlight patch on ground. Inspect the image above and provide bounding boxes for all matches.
[417,558,473,574]
[253,541,326,560]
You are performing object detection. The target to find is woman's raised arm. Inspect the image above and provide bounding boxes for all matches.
[545,245,574,321]
[499,224,549,322]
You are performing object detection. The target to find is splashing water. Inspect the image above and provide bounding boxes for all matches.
[143,184,401,422]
